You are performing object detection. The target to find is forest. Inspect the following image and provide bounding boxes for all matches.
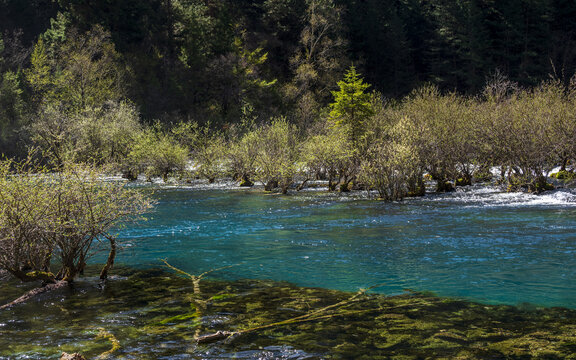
[1,0,576,197]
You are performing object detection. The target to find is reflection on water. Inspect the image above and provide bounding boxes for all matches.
[109,186,576,308]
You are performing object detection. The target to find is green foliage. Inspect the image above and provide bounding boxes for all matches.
[0,70,26,155]
[0,157,151,283]
[552,170,576,180]
[73,101,142,166]
[172,0,213,68]
[29,104,77,164]
[193,130,228,183]
[171,121,229,183]
[399,86,477,191]
[26,24,126,112]
[126,125,189,181]
[254,117,301,193]
[359,140,419,201]
[41,12,69,52]
[301,125,353,191]
[227,128,260,186]
[29,101,141,167]
[329,66,374,146]
[26,38,52,102]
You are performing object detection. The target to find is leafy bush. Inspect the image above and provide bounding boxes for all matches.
[74,102,142,165]
[302,125,353,191]
[359,140,418,201]
[228,128,260,186]
[0,158,152,283]
[125,125,189,181]
[255,117,301,193]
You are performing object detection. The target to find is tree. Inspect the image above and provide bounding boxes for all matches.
[345,0,415,95]
[26,24,126,112]
[56,25,126,111]
[227,122,261,187]
[301,125,353,191]
[73,101,143,166]
[125,125,189,181]
[399,86,477,191]
[0,70,26,156]
[359,140,419,201]
[286,0,348,127]
[329,65,374,146]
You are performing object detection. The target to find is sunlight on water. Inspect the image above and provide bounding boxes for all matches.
[105,186,576,308]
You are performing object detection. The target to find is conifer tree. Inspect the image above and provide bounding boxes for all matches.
[329,66,374,146]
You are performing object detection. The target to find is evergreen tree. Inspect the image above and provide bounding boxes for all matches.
[329,66,374,146]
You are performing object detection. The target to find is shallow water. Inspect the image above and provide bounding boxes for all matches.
[2,268,576,359]
[107,186,576,308]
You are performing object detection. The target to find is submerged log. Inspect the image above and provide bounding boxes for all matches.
[0,280,68,310]
[196,331,235,344]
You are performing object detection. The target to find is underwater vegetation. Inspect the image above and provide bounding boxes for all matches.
[1,267,576,359]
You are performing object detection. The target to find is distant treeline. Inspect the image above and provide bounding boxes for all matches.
[1,0,575,123]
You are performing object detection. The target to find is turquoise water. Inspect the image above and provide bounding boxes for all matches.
[109,186,576,308]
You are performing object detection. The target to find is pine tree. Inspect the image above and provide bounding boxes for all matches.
[329,66,374,146]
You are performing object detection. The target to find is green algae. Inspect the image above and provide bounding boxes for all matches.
[1,267,576,359]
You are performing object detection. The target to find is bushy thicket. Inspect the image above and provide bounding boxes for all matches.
[0,157,151,284]
[33,67,572,202]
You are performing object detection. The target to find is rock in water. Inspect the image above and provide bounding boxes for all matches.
[61,353,86,360]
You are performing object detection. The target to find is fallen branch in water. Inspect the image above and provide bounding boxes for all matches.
[160,260,242,339]
[159,261,407,345]
[0,280,68,310]
[195,281,386,344]
[161,259,239,295]
[196,330,236,344]
[195,294,440,344]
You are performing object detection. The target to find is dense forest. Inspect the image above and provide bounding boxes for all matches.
[2,0,575,124]
[1,0,576,198]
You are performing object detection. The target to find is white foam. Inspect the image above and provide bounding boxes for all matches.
[421,186,576,208]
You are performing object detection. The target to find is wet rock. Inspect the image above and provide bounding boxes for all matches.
[60,353,86,360]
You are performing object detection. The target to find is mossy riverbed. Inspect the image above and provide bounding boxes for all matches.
[1,267,576,359]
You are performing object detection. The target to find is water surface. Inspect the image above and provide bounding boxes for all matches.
[108,186,576,308]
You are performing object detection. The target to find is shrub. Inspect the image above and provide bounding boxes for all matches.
[255,117,301,193]
[228,129,260,186]
[125,125,189,181]
[74,101,142,166]
[301,125,353,191]
[0,158,152,283]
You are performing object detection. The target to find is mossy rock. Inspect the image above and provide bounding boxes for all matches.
[551,170,576,180]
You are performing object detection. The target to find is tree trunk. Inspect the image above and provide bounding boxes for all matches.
[0,280,68,310]
[297,179,309,191]
[100,236,116,280]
